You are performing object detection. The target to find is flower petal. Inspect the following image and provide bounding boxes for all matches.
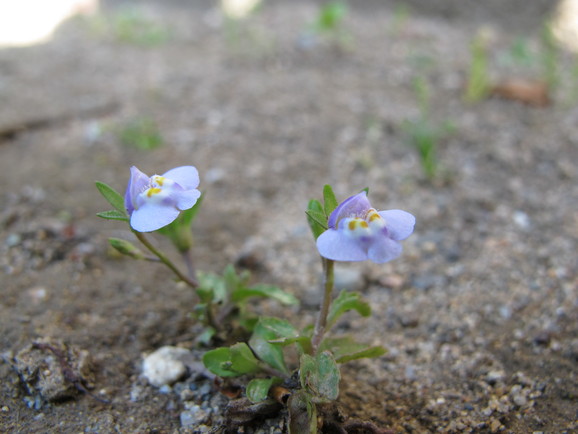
[162,166,200,190]
[367,236,402,263]
[316,229,368,262]
[328,191,371,229]
[174,189,201,211]
[378,210,415,241]
[130,202,180,232]
[125,166,150,215]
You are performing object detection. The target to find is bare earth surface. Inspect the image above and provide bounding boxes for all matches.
[1,1,577,432]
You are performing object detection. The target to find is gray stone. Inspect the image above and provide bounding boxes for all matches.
[12,339,94,402]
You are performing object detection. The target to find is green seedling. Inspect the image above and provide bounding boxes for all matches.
[404,77,456,181]
[465,31,490,103]
[540,22,559,90]
[118,118,163,150]
[308,1,352,49]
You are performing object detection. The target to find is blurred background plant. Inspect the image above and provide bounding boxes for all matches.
[403,77,456,182]
[303,0,352,50]
[465,29,491,103]
[540,22,560,90]
[117,117,163,151]
[88,6,171,47]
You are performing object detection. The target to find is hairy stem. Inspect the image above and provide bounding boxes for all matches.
[311,258,335,354]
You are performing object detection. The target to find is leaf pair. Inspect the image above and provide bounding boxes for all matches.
[203,317,299,380]
[249,317,300,374]
[197,265,298,310]
[95,181,129,222]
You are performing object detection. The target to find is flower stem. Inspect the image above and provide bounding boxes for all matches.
[133,231,199,289]
[311,258,335,354]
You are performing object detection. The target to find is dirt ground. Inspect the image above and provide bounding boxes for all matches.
[1,0,577,432]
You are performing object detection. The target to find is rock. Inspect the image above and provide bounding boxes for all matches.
[378,273,405,289]
[142,346,192,387]
[509,385,528,407]
[180,404,210,427]
[12,339,94,402]
[485,370,506,386]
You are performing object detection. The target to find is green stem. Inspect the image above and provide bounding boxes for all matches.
[133,231,199,289]
[311,258,335,354]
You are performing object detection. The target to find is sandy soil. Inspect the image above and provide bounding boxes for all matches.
[1,0,577,432]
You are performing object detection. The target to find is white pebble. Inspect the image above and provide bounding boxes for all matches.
[142,346,191,387]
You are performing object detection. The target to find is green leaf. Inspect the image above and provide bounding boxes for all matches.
[196,326,216,346]
[238,316,259,333]
[299,354,316,389]
[249,318,298,374]
[306,209,327,227]
[246,377,280,403]
[95,181,127,215]
[197,272,228,304]
[232,284,299,306]
[327,291,371,330]
[96,210,130,221]
[322,184,338,217]
[202,343,261,378]
[320,337,387,363]
[306,199,328,240]
[202,347,238,377]
[230,343,261,374]
[299,352,340,403]
[269,335,312,348]
[319,336,367,359]
[268,335,312,356]
[259,317,300,339]
[223,264,250,293]
[335,346,386,363]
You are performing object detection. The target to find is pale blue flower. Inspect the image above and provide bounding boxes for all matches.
[316,191,415,263]
[125,166,201,232]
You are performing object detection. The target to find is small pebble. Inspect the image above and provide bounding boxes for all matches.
[379,273,405,289]
[485,370,506,386]
[510,385,528,407]
[512,210,531,229]
[5,233,21,247]
[180,405,210,427]
[490,418,503,432]
[142,346,191,387]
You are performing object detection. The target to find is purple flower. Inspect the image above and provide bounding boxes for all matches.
[316,191,415,263]
[125,166,201,232]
